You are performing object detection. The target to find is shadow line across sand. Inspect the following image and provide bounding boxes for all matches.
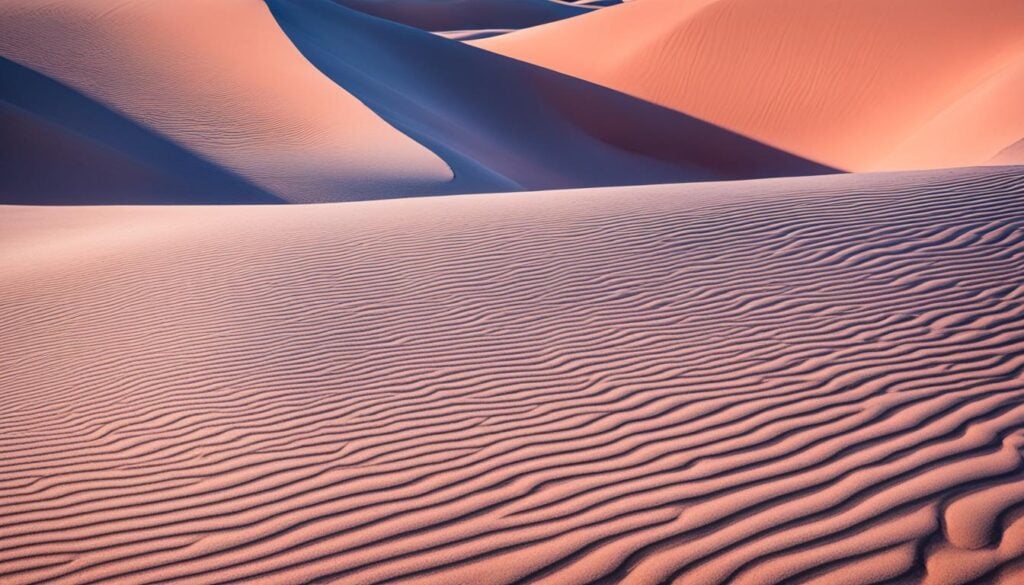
[1,2,839,205]
[0,57,280,205]
[268,0,839,195]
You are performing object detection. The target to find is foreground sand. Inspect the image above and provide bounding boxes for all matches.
[2,166,1024,583]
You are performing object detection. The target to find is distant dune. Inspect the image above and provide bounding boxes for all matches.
[3,0,1022,204]
[3,166,1024,583]
[0,0,454,203]
[1,0,837,205]
[331,0,593,32]
[0,57,278,205]
[477,0,1024,171]
[267,0,833,191]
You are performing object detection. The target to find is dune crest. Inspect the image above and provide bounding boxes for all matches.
[0,57,278,205]
[477,0,1024,171]
[267,0,834,193]
[330,0,593,32]
[2,166,1024,583]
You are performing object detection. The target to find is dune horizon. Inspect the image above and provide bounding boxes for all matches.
[3,1,1024,584]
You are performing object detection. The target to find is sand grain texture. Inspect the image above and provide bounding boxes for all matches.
[2,166,1024,584]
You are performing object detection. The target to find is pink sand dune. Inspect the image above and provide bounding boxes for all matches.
[0,57,278,205]
[2,166,1024,584]
[266,0,834,193]
[1,0,839,205]
[0,0,454,203]
[476,0,1024,171]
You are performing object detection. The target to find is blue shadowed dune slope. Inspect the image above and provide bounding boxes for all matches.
[267,0,837,193]
[0,57,279,205]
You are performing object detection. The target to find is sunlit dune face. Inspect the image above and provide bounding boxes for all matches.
[478,0,1024,171]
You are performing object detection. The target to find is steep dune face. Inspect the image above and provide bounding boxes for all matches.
[4,0,1019,204]
[267,0,833,192]
[0,0,838,205]
[3,166,1024,583]
[477,0,1024,171]
[331,0,592,32]
[0,0,454,202]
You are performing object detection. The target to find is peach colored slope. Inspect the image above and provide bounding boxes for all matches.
[3,166,1024,584]
[264,0,833,192]
[0,0,453,203]
[476,0,1024,171]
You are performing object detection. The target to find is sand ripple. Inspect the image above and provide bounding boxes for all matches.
[2,166,1024,584]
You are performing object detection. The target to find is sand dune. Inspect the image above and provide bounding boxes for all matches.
[0,57,277,205]
[476,0,1024,171]
[995,140,1024,166]
[1,0,837,204]
[267,0,833,192]
[3,166,1024,583]
[0,0,454,203]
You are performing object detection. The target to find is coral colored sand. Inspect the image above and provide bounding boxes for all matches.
[477,0,1024,171]
[3,166,1024,584]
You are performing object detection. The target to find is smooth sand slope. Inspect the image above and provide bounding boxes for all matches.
[477,0,1024,171]
[0,0,454,203]
[3,166,1024,584]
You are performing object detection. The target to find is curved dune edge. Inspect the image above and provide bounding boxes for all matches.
[0,0,454,203]
[266,0,834,195]
[331,0,593,32]
[3,166,1024,584]
[475,0,1024,172]
[0,57,279,205]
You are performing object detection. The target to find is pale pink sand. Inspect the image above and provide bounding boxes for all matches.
[2,166,1024,583]
[476,0,1024,171]
[0,0,453,202]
